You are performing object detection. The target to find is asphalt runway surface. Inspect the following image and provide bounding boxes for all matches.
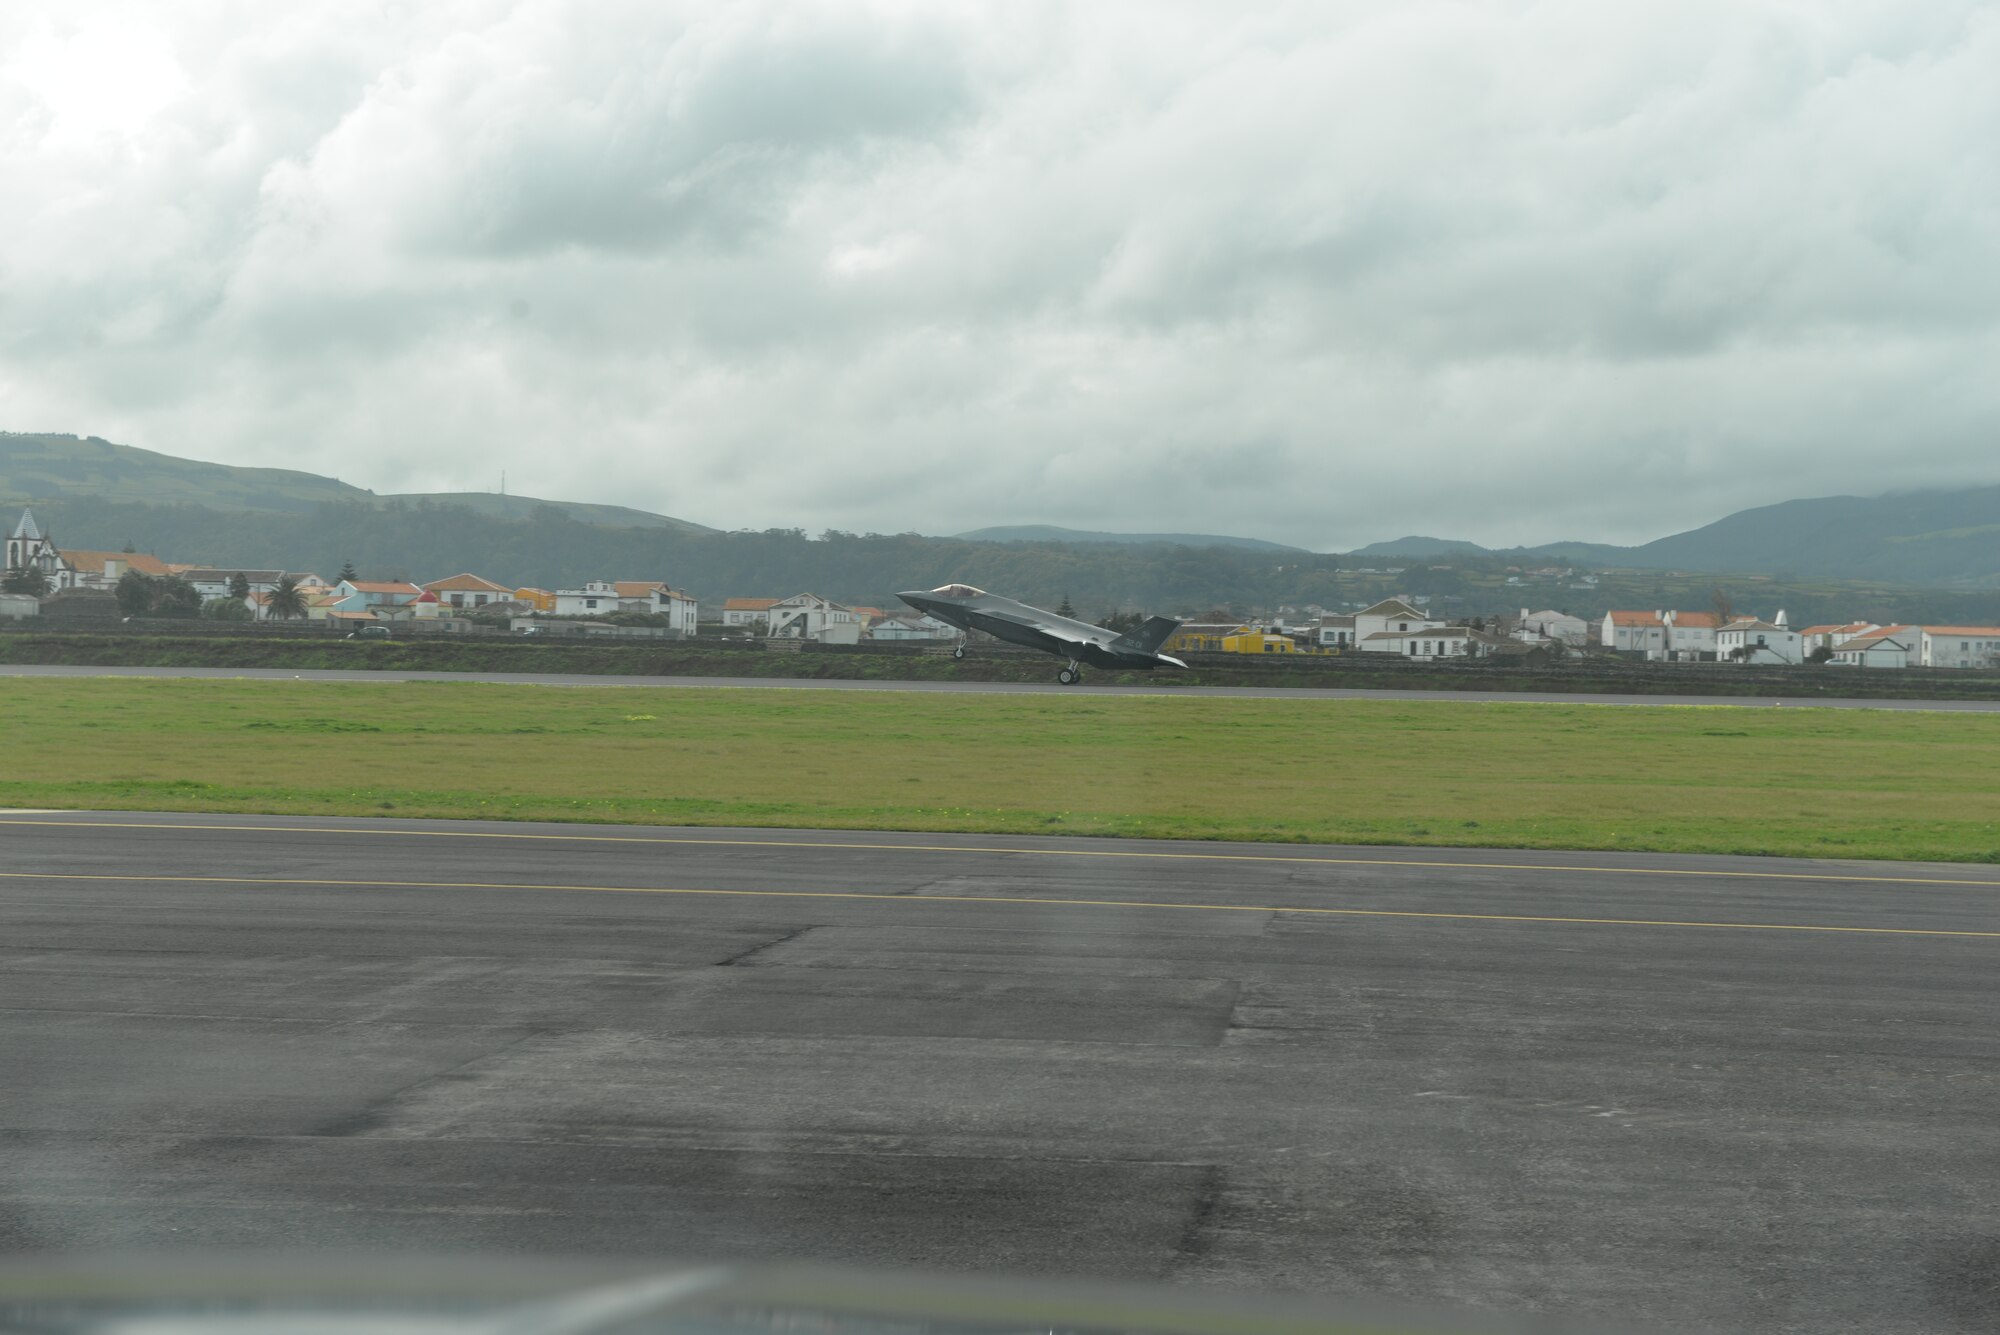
[7,661,2000,710]
[3,812,1997,1333]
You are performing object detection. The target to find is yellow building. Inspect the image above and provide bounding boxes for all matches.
[1221,630,1296,654]
[514,587,556,613]
[1162,623,1249,653]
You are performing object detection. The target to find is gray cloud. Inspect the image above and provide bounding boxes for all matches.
[3,1,1997,550]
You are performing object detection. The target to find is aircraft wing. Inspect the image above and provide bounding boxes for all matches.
[964,607,1103,655]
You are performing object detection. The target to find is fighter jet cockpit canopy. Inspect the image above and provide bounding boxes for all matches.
[929,584,984,599]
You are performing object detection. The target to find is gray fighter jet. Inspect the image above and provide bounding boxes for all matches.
[897,584,1186,684]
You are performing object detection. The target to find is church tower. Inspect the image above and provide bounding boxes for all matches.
[7,508,56,575]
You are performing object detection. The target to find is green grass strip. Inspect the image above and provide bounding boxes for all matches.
[3,677,1998,863]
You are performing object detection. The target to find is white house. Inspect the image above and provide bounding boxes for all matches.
[1919,627,2000,669]
[1797,622,1879,657]
[1828,632,1914,669]
[1317,614,1357,649]
[332,579,423,612]
[181,568,289,601]
[1353,599,1444,652]
[553,580,621,616]
[1662,610,1721,660]
[1602,610,1666,656]
[422,573,515,609]
[722,597,779,628]
[869,614,951,641]
[767,592,862,644]
[1715,617,1803,664]
[1864,626,1923,666]
[1361,625,1473,659]
[1516,608,1588,646]
[551,580,696,631]
[614,580,697,632]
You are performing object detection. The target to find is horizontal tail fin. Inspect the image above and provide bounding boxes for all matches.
[1111,616,1180,656]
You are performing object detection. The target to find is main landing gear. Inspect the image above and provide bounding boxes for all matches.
[1056,661,1084,685]
[952,643,966,659]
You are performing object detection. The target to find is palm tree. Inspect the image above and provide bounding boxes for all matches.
[266,574,309,621]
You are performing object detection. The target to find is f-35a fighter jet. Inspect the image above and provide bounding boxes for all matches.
[897,584,1186,684]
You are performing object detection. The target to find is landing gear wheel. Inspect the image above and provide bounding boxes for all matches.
[952,644,966,660]
[1057,667,1079,685]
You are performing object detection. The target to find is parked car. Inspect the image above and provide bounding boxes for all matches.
[346,624,391,640]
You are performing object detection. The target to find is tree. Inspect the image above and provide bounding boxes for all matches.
[202,596,253,621]
[1,564,49,596]
[266,575,309,621]
[119,570,201,618]
[115,569,156,616]
[154,577,202,618]
[1056,593,1075,618]
[1808,644,1834,664]
[1712,586,1735,627]
[338,561,358,583]
[228,572,251,600]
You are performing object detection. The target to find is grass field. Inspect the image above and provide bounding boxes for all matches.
[3,677,1998,863]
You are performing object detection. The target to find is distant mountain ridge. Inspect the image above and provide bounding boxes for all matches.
[1351,486,2000,587]
[6,431,1998,588]
[953,525,1307,553]
[0,433,714,534]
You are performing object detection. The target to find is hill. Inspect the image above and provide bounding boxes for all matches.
[953,524,1307,553]
[1622,488,2000,584]
[0,433,713,534]
[1344,488,2000,587]
[375,491,707,533]
[10,430,2000,601]
[1347,536,1493,559]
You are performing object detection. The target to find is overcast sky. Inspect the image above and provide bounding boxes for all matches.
[4,2,1996,550]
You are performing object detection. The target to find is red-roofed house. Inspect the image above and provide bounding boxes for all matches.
[1919,627,2000,669]
[1662,610,1721,660]
[423,573,514,609]
[1797,622,1879,656]
[1601,610,1666,655]
[1828,631,1914,669]
[332,579,423,613]
[723,597,780,628]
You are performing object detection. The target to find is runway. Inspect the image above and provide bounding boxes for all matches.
[4,812,1997,1333]
[7,661,2000,710]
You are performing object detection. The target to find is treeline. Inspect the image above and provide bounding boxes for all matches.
[29,496,1346,616]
